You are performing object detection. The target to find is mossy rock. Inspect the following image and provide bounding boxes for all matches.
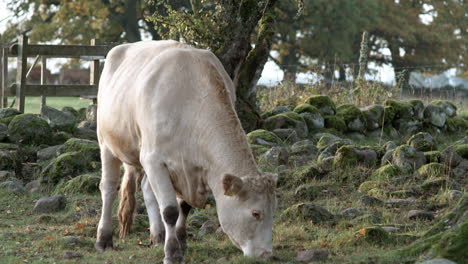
[370,164,402,182]
[367,188,389,200]
[416,163,448,179]
[8,114,53,145]
[382,106,397,124]
[56,138,100,161]
[392,144,426,173]
[51,132,73,146]
[246,129,281,145]
[424,151,441,163]
[54,173,100,194]
[41,151,95,186]
[358,181,383,194]
[333,145,359,169]
[294,184,324,201]
[356,227,390,245]
[383,99,414,120]
[293,104,320,114]
[316,134,343,149]
[446,117,468,132]
[421,177,447,192]
[336,104,366,132]
[324,115,347,132]
[0,109,21,126]
[396,194,468,263]
[250,144,271,158]
[362,104,384,130]
[408,99,425,120]
[286,164,321,187]
[61,107,80,119]
[281,202,334,223]
[454,144,468,159]
[306,95,336,115]
[431,100,457,117]
[407,132,435,152]
[263,112,308,138]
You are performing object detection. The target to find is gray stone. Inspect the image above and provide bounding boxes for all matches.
[63,251,83,259]
[77,121,97,131]
[86,104,98,121]
[394,118,423,135]
[37,145,61,162]
[41,105,77,133]
[360,195,384,206]
[362,104,384,131]
[408,210,435,221]
[260,146,289,166]
[273,128,299,143]
[319,156,335,172]
[407,132,435,151]
[0,108,21,119]
[0,180,26,194]
[418,258,458,264]
[291,140,318,157]
[300,112,324,130]
[348,118,366,132]
[386,198,417,208]
[340,208,366,220]
[271,106,290,115]
[392,145,426,172]
[433,101,457,117]
[384,141,398,151]
[441,146,464,168]
[381,149,394,166]
[25,180,43,194]
[381,226,401,233]
[296,249,329,262]
[0,170,14,182]
[33,195,67,213]
[347,132,366,140]
[0,123,8,141]
[199,220,216,235]
[290,203,334,223]
[73,127,97,141]
[424,104,447,128]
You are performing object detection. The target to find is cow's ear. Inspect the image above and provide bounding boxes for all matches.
[222,174,243,196]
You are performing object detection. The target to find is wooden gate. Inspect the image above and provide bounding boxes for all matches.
[1,35,117,112]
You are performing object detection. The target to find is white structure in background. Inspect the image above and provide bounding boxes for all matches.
[409,71,468,91]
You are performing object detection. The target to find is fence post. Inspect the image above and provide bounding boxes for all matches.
[1,47,8,108]
[15,35,28,113]
[41,56,47,107]
[90,39,100,104]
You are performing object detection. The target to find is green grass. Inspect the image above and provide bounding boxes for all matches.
[6,97,92,114]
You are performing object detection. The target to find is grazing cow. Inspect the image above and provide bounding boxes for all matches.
[95,40,277,264]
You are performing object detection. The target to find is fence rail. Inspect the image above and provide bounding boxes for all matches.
[0,35,117,112]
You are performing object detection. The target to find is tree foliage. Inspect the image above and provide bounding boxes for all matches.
[1,0,166,44]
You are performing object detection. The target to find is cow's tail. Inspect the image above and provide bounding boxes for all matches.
[118,165,143,238]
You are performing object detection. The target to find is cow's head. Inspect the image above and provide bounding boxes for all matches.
[216,173,277,259]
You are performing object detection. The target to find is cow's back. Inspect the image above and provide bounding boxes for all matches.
[97,40,235,168]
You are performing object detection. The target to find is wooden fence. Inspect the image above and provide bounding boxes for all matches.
[0,35,117,112]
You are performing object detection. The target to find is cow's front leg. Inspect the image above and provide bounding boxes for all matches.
[176,199,191,253]
[141,174,165,246]
[95,147,122,253]
[141,154,183,264]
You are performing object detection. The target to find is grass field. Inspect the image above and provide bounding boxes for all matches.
[6,97,92,114]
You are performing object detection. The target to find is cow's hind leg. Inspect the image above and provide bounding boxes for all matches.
[141,153,183,264]
[141,174,165,246]
[95,146,122,253]
[176,199,191,253]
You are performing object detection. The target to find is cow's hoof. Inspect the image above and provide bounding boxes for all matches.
[150,232,165,247]
[94,239,113,253]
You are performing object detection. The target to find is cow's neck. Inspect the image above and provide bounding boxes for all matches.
[201,110,259,197]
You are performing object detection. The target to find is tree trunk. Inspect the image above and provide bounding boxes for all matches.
[215,0,279,132]
[122,0,142,42]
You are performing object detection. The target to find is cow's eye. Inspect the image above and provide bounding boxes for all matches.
[252,209,262,220]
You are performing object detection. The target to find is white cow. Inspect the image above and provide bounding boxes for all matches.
[95,40,277,264]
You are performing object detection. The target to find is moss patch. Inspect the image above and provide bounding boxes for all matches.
[383,99,414,119]
[446,117,468,132]
[293,104,320,114]
[246,129,281,145]
[454,144,468,159]
[56,138,100,161]
[370,164,401,182]
[306,95,336,115]
[424,151,441,163]
[54,173,101,194]
[8,114,53,145]
[41,151,95,186]
[324,115,347,132]
[333,145,359,169]
[416,163,448,179]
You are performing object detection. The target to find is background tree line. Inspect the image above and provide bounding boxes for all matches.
[1,0,466,131]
